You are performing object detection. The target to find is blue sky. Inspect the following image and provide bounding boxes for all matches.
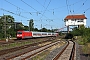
[0,0,90,30]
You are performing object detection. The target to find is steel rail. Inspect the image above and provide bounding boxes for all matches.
[53,40,75,60]
[8,41,61,60]
[69,41,75,60]
[53,40,69,60]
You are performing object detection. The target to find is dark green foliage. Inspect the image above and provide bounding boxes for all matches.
[0,15,25,39]
[29,19,34,31]
[40,28,48,32]
[34,28,39,31]
[0,15,15,38]
[71,26,90,44]
[65,33,73,39]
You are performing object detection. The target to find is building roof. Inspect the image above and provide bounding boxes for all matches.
[64,14,87,20]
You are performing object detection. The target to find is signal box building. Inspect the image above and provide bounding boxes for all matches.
[64,14,87,33]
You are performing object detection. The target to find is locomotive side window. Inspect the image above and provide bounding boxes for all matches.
[17,32,22,34]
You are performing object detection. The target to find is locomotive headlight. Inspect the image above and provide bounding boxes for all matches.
[17,35,19,36]
[20,35,22,36]
[17,35,22,36]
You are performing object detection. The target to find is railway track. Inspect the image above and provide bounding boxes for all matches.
[0,37,76,60]
[0,37,52,45]
[0,37,60,60]
[8,41,61,60]
[53,40,75,60]
[0,37,56,55]
[0,37,55,51]
[0,40,61,60]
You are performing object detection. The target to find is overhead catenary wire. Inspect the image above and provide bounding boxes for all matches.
[4,0,87,15]
[35,0,45,8]
[4,0,24,13]
[39,0,52,29]
[4,0,50,16]
[66,0,75,14]
[4,0,86,16]
[35,0,54,16]
[21,0,53,29]
[4,0,40,15]
[40,0,52,19]
[75,0,87,13]
[4,0,50,26]
[35,0,54,15]
[66,0,70,14]
[0,8,29,19]
[21,0,38,12]
[35,0,65,29]
[4,0,33,17]
[3,0,67,24]
[20,0,52,27]
[65,0,88,14]
[35,0,63,26]
[84,7,90,13]
[44,0,46,6]
[46,0,83,11]
[35,0,47,16]
[21,0,49,19]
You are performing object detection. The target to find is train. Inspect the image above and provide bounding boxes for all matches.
[17,30,58,39]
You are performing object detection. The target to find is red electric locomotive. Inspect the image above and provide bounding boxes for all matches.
[17,30,32,39]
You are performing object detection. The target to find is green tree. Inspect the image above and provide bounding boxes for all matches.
[34,28,38,31]
[0,15,15,38]
[40,28,47,32]
[29,19,34,31]
[23,26,29,31]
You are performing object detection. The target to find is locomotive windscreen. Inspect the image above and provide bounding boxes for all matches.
[17,32,22,34]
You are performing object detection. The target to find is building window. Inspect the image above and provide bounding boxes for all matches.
[77,20,83,22]
[81,19,83,20]
[71,19,74,21]
[66,19,68,21]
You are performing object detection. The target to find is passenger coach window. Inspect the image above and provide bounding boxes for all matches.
[48,34,51,35]
[33,33,37,35]
[52,34,54,35]
[42,33,47,35]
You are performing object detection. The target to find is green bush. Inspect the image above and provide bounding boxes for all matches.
[71,27,90,44]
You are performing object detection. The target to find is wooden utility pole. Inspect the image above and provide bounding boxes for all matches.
[4,15,7,39]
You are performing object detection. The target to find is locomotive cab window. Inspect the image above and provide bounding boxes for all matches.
[17,32,22,34]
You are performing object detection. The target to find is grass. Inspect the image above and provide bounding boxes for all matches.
[31,50,49,60]
[0,38,56,50]
[0,41,33,50]
[76,36,90,54]
[82,43,90,54]
[76,36,86,45]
